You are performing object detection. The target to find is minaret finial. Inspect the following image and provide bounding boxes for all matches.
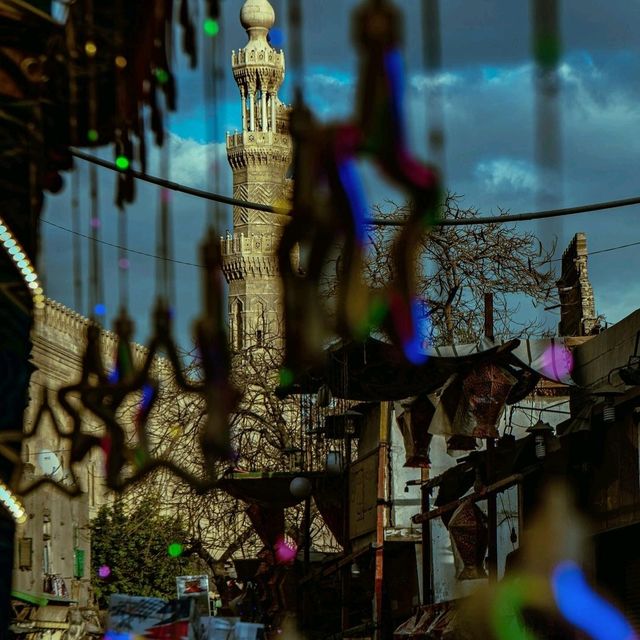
[240,0,275,41]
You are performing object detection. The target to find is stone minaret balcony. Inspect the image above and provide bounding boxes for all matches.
[220,231,280,282]
[231,0,287,137]
[227,0,292,236]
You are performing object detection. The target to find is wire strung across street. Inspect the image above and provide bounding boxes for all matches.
[41,217,640,270]
[70,148,640,228]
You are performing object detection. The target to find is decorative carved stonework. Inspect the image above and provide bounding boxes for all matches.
[225,0,292,347]
[557,233,598,337]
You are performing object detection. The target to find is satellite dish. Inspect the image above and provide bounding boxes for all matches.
[36,449,64,481]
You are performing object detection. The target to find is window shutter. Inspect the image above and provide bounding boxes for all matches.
[18,538,32,570]
[74,548,85,579]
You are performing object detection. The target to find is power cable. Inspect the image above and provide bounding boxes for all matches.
[41,218,205,268]
[70,148,640,227]
[41,216,640,271]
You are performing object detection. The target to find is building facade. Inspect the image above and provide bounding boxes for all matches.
[12,300,152,609]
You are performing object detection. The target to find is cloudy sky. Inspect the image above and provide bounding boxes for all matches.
[41,0,640,349]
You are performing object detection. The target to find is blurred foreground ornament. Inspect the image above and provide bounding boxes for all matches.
[193,229,241,466]
[50,237,240,494]
[460,482,637,640]
[278,0,441,383]
[14,388,82,497]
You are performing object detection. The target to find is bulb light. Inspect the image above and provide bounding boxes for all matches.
[0,479,27,523]
[0,215,45,310]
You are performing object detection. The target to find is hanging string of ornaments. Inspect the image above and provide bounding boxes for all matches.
[278,0,442,389]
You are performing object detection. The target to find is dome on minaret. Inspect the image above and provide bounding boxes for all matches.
[240,0,275,38]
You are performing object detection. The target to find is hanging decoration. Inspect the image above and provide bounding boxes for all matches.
[14,388,83,498]
[0,478,27,523]
[193,229,241,467]
[71,236,239,492]
[531,0,563,275]
[279,0,442,386]
[0,215,45,313]
[65,0,201,204]
[447,500,488,580]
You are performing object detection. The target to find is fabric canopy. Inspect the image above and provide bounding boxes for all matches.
[217,472,319,509]
[284,336,574,402]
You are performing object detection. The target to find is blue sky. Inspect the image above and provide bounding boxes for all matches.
[41,0,640,350]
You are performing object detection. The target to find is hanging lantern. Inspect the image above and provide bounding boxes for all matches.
[590,385,624,424]
[317,384,333,408]
[326,451,343,475]
[527,419,554,459]
[447,501,488,580]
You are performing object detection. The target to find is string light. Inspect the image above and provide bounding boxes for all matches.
[168,542,183,557]
[114,56,127,69]
[0,215,44,310]
[0,479,28,523]
[87,129,99,143]
[84,41,97,57]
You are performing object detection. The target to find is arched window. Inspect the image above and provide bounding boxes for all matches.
[235,300,244,350]
[255,301,266,347]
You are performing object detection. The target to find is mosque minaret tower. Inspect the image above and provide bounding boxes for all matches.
[222,0,292,350]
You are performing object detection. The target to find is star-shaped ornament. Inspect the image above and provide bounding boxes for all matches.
[14,387,83,497]
[278,0,442,385]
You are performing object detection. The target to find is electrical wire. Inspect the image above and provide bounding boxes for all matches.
[41,216,640,271]
[70,148,640,227]
[41,218,205,268]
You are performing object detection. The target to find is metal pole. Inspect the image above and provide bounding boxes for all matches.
[303,495,311,574]
[341,435,352,633]
[373,403,390,639]
[484,293,499,582]
[421,484,434,605]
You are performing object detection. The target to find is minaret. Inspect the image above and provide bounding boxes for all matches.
[223,0,292,350]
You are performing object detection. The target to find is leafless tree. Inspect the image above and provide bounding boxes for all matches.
[361,194,556,344]
[117,338,339,573]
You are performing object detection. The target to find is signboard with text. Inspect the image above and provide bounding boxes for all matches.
[176,575,211,617]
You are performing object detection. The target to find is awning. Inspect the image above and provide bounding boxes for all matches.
[281,336,575,402]
[394,601,459,639]
[218,471,325,509]
[27,604,71,630]
[11,589,48,607]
